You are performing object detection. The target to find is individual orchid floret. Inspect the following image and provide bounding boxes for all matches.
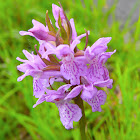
[17,49,63,97]
[57,101,82,129]
[85,37,112,63]
[33,84,82,129]
[42,39,87,85]
[17,49,62,81]
[57,42,83,85]
[16,49,46,81]
[19,19,56,42]
[85,37,116,88]
[59,43,88,85]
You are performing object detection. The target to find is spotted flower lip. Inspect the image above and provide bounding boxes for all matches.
[17,3,116,129]
[83,90,107,112]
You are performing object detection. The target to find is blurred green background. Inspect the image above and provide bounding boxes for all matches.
[0,0,140,139]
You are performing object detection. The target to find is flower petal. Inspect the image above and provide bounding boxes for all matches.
[70,39,80,51]
[102,66,109,80]
[75,31,90,40]
[97,90,107,105]
[16,57,28,63]
[40,71,62,79]
[19,31,34,36]
[45,84,71,102]
[22,50,34,61]
[60,61,77,80]
[94,79,113,88]
[29,28,55,41]
[91,37,111,55]
[52,4,65,22]
[81,84,97,99]
[87,63,104,83]
[75,57,88,76]
[84,97,102,112]
[19,19,49,41]
[17,63,33,73]
[83,90,106,112]
[33,94,46,108]
[42,42,56,59]
[32,19,48,31]
[99,50,116,64]
[57,84,71,94]
[17,72,30,82]
[33,78,45,98]
[70,18,77,40]
[17,70,42,81]
[56,102,82,129]
[56,45,72,58]
[64,85,83,100]
[45,92,64,102]
[84,46,95,60]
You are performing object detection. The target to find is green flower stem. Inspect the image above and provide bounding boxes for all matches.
[74,94,87,140]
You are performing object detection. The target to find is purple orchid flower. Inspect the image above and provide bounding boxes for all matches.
[42,39,88,85]
[17,49,62,97]
[19,19,55,43]
[17,3,116,131]
[17,49,62,81]
[16,49,46,81]
[85,37,116,88]
[33,84,82,129]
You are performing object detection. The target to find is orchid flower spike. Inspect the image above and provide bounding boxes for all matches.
[17,3,116,129]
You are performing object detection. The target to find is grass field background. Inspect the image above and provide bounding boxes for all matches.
[0,0,140,139]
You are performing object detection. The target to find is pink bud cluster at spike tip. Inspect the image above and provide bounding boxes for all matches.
[17,3,116,129]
